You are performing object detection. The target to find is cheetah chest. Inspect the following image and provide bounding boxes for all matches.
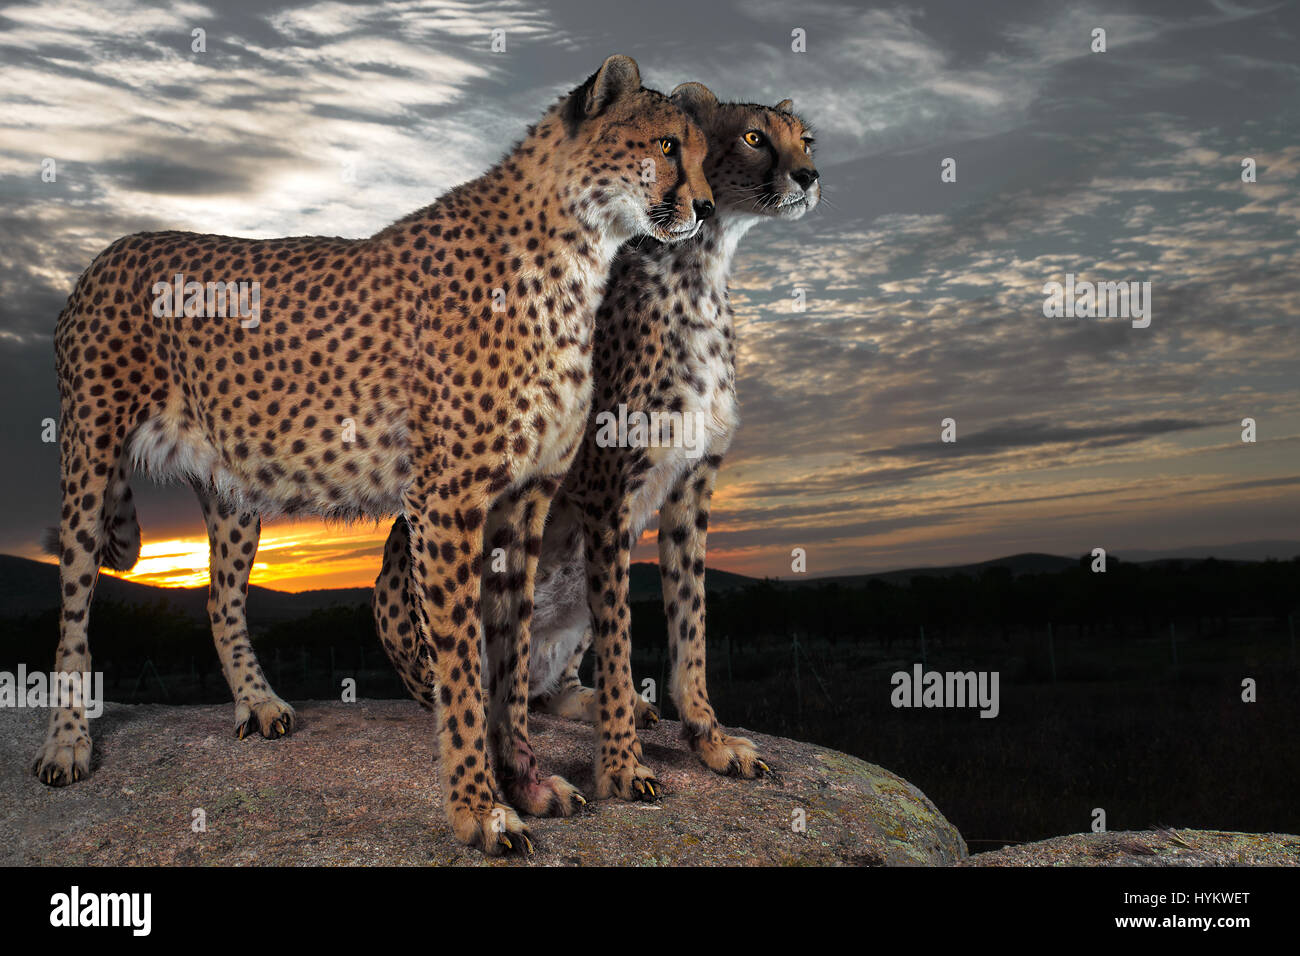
[626,318,737,540]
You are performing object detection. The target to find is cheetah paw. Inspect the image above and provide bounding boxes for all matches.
[692,730,771,779]
[634,696,660,729]
[506,773,589,818]
[596,759,661,802]
[448,802,534,857]
[33,733,92,787]
[235,696,296,740]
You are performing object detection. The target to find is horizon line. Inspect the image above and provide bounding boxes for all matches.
[7,540,1299,595]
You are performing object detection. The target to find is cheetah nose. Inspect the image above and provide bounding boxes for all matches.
[792,168,820,190]
[692,199,715,221]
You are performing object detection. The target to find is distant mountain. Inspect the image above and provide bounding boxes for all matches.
[3,540,1295,619]
[794,552,1080,587]
[1111,541,1300,563]
[781,542,1300,587]
[628,561,758,601]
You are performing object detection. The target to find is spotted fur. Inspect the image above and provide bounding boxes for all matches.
[375,87,819,795]
[36,54,713,857]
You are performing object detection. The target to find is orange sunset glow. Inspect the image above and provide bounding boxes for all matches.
[102,520,752,593]
[110,524,395,592]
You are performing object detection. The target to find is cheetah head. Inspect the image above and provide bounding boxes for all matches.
[670,84,820,222]
[558,55,713,244]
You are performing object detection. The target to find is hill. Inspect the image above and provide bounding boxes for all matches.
[627,560,756,600]
[796,551,1080,587]
[3,539,1296,618]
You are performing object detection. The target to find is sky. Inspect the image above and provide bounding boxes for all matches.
[0,0,1297,591]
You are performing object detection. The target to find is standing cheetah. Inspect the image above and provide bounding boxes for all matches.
[375,86,819,797]
[37,54,713,856]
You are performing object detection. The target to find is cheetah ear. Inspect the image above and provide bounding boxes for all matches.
[670,82,719,121]
[563,54,641,136]
[775,98,794,113]
[585,54,642,115]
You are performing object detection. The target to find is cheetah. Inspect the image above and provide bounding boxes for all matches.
[36,54,713,856]
[375,86,819,799]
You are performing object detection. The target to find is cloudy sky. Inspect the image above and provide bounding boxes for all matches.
[1,0,1297,590]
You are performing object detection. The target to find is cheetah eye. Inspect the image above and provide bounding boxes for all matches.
[801,136,815,155]
[660,138,677,157]
[743,130,764,147]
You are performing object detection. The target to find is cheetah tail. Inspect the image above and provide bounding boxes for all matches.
[45,478,142,571]
[100,483,142,572]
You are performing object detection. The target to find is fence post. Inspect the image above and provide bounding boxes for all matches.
[1047,622,1057,683]
[1170,621,1178,677]
[131,658,169,701]
[792,632,802,724]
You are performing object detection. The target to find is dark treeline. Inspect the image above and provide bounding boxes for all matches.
[659,555,1300,651]
[2,554,1295,697]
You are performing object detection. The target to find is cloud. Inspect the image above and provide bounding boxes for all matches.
[0,0,1298,586]
[863,418,1210,460]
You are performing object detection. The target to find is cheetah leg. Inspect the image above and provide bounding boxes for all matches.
[659,458,769,778]
[195,488,294,740]
[585,510,660,801]
[373,516,437,711]
[483,479,586,817]
[530,626,659,727]
[33,421,132,785]
[403,491,530,856]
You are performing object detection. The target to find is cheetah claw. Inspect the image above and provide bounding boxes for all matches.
[234,698,296,741]
[634,698,660,728]
[596,759,662,802]
[629,776,661,802]
[494,829,534,856]
[33,734,92,787]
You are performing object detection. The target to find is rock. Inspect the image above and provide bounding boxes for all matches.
[0,700,966,866]
[964,829,1300,867]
